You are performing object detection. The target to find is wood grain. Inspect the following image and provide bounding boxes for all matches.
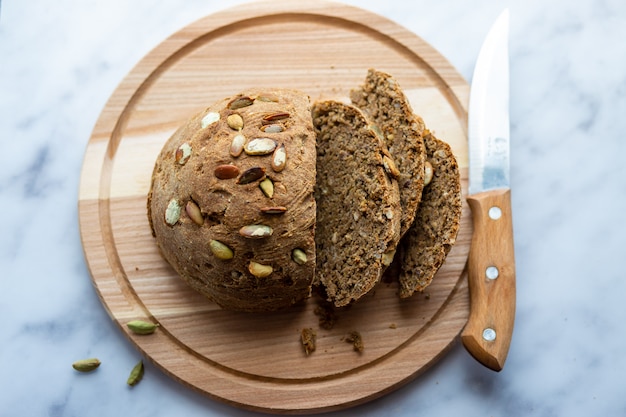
[462,188,516,371]
[78,0,472,413]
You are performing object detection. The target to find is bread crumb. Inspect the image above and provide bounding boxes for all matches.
[314,300,338,330]
[346,331,364,353]
[389,323,397,329]
[301,328,316,355]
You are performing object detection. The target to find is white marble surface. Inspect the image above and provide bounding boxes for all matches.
[2,0,626,415]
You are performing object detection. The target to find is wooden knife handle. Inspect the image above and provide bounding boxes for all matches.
[461,188,516,371]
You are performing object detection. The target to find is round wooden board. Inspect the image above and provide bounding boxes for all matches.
[78,1,472,414]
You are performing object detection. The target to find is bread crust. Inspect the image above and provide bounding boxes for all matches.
[351,69,426,237]
[148,88,316,312]
[398,130,462,297]
[147,73,460,311]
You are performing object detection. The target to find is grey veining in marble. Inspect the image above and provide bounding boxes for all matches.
[2,0,626,416]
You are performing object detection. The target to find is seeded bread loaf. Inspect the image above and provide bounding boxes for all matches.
[398,130,462,297]
[147,88,316,312]
[312,100,402,307]
[351,69,427,237]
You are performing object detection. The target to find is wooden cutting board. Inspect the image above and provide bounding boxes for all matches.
[78,0,472,413]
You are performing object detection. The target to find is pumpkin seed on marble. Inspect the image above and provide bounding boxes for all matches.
[126,360,144,386]
[72,358,101,372]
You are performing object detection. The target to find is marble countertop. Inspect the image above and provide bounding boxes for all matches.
[2,0,626,415]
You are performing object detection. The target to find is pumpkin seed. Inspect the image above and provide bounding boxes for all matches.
[291,248,307,265]
[230,133,246,157]
[185,200,204,225]
[165,199,181,225]
[227,114,244,131]
[248,261,273,278]
[244,138,277,155]
[175,142,192,165]
[214,164,240,179]
[126,320,159,335]
[260,124,284,133]
[271,144,287,172]
[228,96,254,110]
[256,93,279,103]
[72,358,101,372]
[201,111,220,128]
[382,155,400,179]
[126,360,144,386]
[259,178,274,198]
[239,224,273,239]
[209,240,234,260]
[262,112,289,124]
[424,161,434,186]
[381,250,396,266]
[236,166,266,184]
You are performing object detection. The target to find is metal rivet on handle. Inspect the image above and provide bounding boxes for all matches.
[489,206,502,220]
[486,266,499,280]
[482,328,497,342]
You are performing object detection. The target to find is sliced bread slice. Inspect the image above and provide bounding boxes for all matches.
[351,68,427,237]
[398,130,462,298]
[312,100,402,307]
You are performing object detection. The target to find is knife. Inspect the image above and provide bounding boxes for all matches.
[461,9,516,372]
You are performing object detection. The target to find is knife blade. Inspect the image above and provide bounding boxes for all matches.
[461,9,516,372]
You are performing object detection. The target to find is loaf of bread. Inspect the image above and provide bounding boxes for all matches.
[148,72,461,312]
[351,69,427,237]
[312,100,401,307]
[147,88,317,312]
[398,130,462,297]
